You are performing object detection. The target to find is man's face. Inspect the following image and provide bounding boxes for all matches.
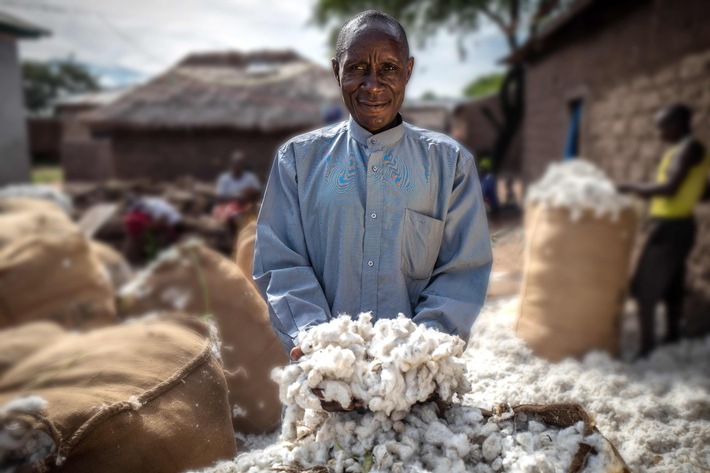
[332,25,413,134]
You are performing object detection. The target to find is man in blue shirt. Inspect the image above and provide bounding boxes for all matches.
[254,10,492,362]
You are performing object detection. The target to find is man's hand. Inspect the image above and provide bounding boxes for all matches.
[290,346,304,361]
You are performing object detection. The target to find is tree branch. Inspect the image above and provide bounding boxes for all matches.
[478,5,516,50]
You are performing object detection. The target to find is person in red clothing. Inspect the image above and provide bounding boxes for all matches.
[123,193,183,264]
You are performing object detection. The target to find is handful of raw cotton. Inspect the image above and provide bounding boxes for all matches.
[272,313,470,440]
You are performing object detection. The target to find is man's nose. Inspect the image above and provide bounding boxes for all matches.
[360,70,384,94]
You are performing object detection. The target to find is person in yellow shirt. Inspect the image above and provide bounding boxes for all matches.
[618,104,709,357]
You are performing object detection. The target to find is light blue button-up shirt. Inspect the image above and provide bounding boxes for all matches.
[254,116,492,351]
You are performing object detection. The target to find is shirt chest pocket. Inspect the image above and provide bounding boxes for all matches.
[401,208,445,280]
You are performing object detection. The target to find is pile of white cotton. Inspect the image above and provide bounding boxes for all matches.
[210,402,620,473]
[526,160,633,221]
[272,314,470,440]
[197,312,628,473]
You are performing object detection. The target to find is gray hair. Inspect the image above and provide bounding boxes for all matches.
[335,10,409,61]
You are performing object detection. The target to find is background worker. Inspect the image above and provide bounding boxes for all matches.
[213,151,262,238]
[618,103,710,357]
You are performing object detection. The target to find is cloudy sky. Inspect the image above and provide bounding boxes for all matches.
[3,0,508,99]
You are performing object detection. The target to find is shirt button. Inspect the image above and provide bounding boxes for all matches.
[372,165,378,172]
[367,261,374,267]
[371,213,377,219]
[370,138,377,144]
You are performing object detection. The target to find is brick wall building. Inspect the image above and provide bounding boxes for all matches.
[517,0,710,334]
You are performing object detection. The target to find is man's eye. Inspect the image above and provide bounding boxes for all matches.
[348,64,366,72]
[382,64,399,72]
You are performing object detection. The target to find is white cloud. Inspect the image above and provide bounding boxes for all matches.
[7,0,508,98]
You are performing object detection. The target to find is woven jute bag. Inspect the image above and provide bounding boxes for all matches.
[119,240,288,434]
[234,220,256,288]
[0,231,117,330]
[516,204,636,361]
[0,198,73,249]
[0,321,66,378]
[88,240,133,291]
[0,315,236,472]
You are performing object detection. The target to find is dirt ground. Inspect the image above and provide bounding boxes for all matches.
[487,211,525,301]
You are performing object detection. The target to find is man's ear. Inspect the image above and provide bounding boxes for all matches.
[405,57,414,83]
[332,58,341,86]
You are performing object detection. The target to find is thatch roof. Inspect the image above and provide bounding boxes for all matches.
[85,50,343,133]
[0,9,50,38]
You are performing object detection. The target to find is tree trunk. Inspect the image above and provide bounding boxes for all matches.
[490,63,524,174]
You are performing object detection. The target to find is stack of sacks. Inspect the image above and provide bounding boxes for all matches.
[198,315,629,473]
[0,315,236,472]
[0,198,117,330]
[518,160,637,361]
[118,239,288,434]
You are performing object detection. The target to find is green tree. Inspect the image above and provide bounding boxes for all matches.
[312,0,561,172]
[420,90,438,100]
[463,72,504,98]
[22,59,100,114]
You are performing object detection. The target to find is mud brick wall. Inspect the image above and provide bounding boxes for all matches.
[522,0,710,336]
[107,128,300,182]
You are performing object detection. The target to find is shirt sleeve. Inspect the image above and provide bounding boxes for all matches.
[412,152,493,345]
[253,144,332,351]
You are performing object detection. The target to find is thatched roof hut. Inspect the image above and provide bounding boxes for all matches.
[85,50,341,133]
[68,50,344,182]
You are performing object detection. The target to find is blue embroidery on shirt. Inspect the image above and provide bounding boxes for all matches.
[382,148,411,191]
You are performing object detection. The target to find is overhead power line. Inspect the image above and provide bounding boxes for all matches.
[0,0,165,63]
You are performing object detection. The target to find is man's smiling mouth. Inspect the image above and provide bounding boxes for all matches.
[357,100,390,111]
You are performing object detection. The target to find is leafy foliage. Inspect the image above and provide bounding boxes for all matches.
[22,59,100,114]
[312,0,560,52]
[463,72,505,98]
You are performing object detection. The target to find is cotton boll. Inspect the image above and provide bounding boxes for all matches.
[482,433,503,462]
[320,380,353,409]
[424,420,454,446]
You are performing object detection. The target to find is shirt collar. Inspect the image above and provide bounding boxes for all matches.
[348,114,405,150]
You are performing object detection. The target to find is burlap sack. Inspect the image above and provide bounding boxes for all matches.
[481,403,630,473]
[0,231,117,330]
[119,240,288,434]
[234,220,256,286]
[0,321,66,378]
[88,240,133,290]
[0,198,75,248]
[516,205,636,361]
[0,315,236,473]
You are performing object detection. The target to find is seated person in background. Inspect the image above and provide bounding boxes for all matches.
[213,151,262,237]
[123,193,183,264]
[617,103,710,357]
